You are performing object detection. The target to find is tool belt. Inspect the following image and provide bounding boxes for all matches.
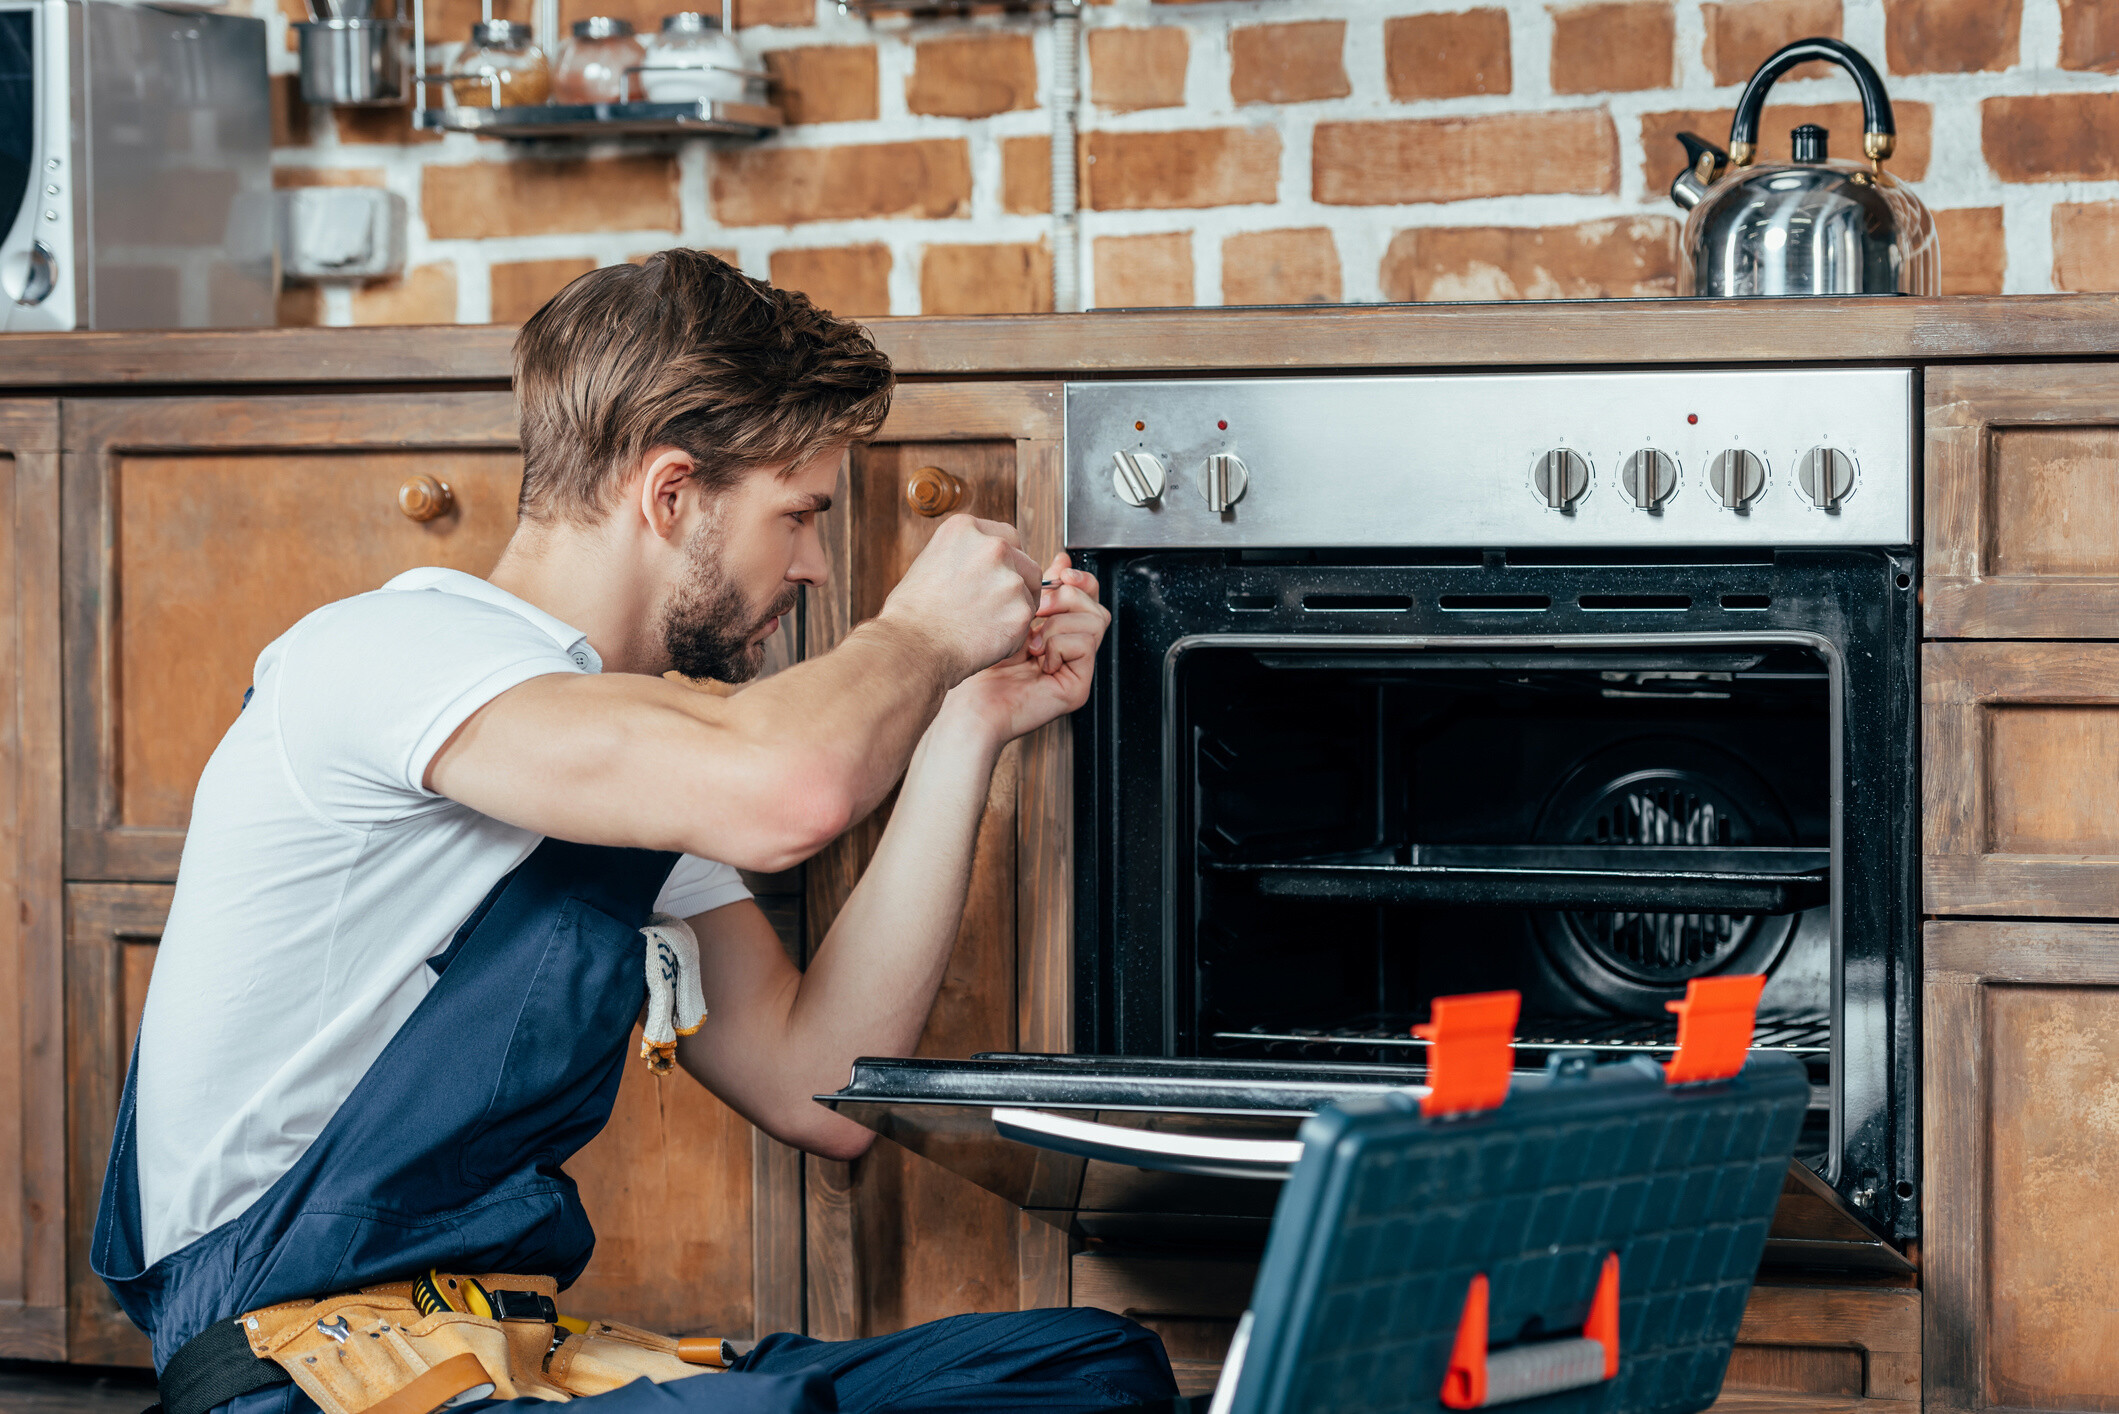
[153,1272,733,1414]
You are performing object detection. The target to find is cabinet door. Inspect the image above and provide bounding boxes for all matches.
[1927,365,2119,639]
[0,402,63,1360]
[1925,922,2119,1413]
[65,884,169,1367]
[1924,642,2119,916]
[802,383,1068,1340]
[61,394,525,881]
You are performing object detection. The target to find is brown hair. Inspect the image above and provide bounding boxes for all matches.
[512,249,894,524]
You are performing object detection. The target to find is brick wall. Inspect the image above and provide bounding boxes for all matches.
[264,0,2119,324]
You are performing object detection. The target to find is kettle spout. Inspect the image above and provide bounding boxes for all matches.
[1670,131,1730,211]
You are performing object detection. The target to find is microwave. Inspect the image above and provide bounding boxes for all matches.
[0,0,273,331]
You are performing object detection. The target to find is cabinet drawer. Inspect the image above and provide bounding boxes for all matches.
[1924,641,2119,916]
[1925,921,2119,1410]
[1926,365,2119,639]
[61,395,523,880]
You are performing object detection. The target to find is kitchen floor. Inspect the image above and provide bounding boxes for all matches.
[0,1360,156,1414]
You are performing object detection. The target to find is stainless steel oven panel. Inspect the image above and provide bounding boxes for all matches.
[1065,370,1913,548]
[1162,631,1857,1186]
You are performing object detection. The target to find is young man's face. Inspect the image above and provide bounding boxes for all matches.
[660,447,838,683]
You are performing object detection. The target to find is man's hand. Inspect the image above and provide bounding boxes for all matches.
[943,553,1108,746]
[874,515,1044,683]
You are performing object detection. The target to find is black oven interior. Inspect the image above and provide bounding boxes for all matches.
[1074,549,1918,1241]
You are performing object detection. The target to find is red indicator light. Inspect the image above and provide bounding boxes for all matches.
[1134,420,1145,431]
[1217,420,1228,430]
[1687,413,1699,425]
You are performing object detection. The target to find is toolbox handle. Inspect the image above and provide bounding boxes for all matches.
[1441,1253,1621,1409]
[990,1108,1308,1180]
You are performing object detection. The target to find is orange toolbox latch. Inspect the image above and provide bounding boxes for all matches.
[1414,991,1520,1118]
[1661,974,1767,1084]
[1440,1252,1621,1409]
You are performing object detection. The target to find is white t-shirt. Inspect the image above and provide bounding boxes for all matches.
[133,568,750,1268]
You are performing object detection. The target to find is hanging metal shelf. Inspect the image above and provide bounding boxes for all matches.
[414,95,782,139]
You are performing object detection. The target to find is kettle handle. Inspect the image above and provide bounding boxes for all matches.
[1728,37,1895,167]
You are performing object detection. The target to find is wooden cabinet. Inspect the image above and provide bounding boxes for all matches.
[60,394,526,881]
[1924,922,2119,1413]
[0,401,64,1361]
[1923,642,2119,917]
[1926,365,2119,640]
[800,382,1070,1339]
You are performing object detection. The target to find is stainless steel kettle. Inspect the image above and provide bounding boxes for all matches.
[1669,38,1937,297]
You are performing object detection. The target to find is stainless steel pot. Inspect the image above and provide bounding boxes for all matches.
[293,18,410,106]
[1669,38,1936,297]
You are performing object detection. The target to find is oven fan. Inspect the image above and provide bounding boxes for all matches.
[1532,738,1803,1016]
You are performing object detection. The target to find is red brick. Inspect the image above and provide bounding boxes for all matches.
[1700,0,1842,85]
[1385,11,1513,100]
[1934,207,2006,294]
[1883,0,2019,72]
[906,32,1038,118]
[1316,111,1618,206]
[1222,228,1341,305]
[763,46,879,124]
[2053,201,2119,291]
[1230,21,1350,105]
[269,75,312,148]
[334,104,441,146]
[277,285,324,327]
[1093,233,1193,307]
[1082,128,1280,211]
[423,156,679,239]
[712,140,972,225]
[350,263,458,325]
[734,0,814,24]
[490,257,597,324]
[1378,217,1680,301]
[769,245,892,317]
[272,167,387,188]
[1639,101,1932,193]
[1002,135,1054,214]
[920,242,1054,315]
[1551,2,1675,93]
[1088,27,1189,111]
[557,0,656,39]
[1983,93,2119,182]
[2059,0,2119,71]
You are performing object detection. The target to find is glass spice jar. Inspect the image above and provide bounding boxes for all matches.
[639,11,745,104]
[552,16,644,104]
[446,20,550,107]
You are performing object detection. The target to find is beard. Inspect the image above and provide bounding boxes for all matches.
[660,525,799,684]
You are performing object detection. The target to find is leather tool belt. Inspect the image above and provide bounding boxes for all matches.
[154,1273,732,1414]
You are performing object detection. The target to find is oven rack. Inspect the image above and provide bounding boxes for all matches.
[1207,844,1830,914]
[1213,1014,1831,1057]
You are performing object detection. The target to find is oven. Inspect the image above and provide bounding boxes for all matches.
[824,368,1918,1272]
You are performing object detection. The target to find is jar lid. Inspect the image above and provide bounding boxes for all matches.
[469,18,531,45]
[660,10,722,30]
[571,15,635,37]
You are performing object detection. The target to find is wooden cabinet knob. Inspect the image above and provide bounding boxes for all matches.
[906,465,964,518]
[398,474,454,522]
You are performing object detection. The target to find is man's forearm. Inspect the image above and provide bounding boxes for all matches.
[775,699,1007,1126]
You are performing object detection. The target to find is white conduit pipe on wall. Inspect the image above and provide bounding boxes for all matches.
[1049,0,1082,312]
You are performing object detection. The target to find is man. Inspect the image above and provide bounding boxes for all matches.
[92,251,1174,1414]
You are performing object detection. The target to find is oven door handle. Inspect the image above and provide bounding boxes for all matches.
[991,1107,1305,1180]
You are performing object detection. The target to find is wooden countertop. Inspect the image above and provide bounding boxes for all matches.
[3,294,2117,389]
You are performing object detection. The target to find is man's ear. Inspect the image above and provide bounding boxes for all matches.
[636,446,698,543]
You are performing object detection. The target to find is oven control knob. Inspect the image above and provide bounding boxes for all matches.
[1621,449,1679,511]
[1532,449,1590,511]
[1111,451,1166,507]
[1198,453,1249,513]
[1708,449,1766,510]
[1798,447,1857,511]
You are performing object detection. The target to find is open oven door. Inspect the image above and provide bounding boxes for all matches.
[820,1052,1914,1274]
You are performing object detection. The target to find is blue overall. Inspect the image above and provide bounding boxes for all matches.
[93,836,1176,1414]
